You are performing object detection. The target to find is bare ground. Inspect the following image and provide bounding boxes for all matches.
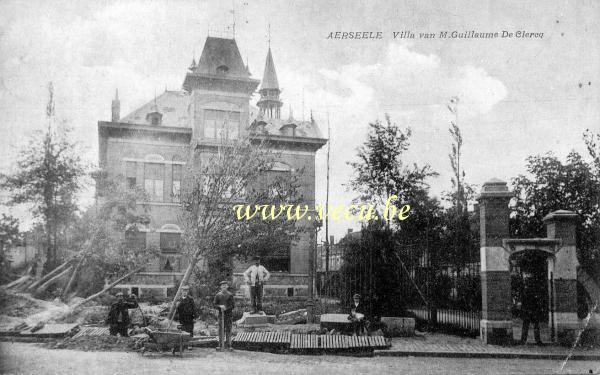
[1,342,598,375]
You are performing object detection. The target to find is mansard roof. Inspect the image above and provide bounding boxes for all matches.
[251,110,324,139]
[121,91,191,128]
[194,37,250,77]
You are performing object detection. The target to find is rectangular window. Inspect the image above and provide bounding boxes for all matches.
[160,233,181,253]
[227,111,240,139]
[172,164,182,202]
[125,230,146,251]
[204,110,240,140]
[125,161,137,189]
[204,109,217,139]
[144,163,164,202]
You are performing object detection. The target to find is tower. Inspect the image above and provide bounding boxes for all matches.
[257,48,282,119]
[182,37,259,140]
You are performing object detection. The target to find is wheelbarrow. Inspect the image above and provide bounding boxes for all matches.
[140,328,191,357]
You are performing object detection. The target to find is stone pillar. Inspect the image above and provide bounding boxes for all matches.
[543,210,580,345]
[478,178,513,345]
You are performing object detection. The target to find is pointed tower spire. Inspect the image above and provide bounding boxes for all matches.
[261,48,279,90]
[257,46,282,119]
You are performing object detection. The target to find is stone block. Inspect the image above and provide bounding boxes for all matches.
[380,317,415,337]
[480,319,513,345]
[276,309,307,325]
[320,313,352,332]
[235,312,274,327]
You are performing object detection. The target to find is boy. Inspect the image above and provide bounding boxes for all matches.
[213,280,235,351]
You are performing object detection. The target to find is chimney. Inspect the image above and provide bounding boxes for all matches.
[111,89,120,122]
[347,228,353,234]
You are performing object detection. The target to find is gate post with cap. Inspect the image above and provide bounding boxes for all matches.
[478,178,513,345]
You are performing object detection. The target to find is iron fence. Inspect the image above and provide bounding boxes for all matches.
[316,236,482,337]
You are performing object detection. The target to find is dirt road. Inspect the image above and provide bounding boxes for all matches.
[1,342,598,375]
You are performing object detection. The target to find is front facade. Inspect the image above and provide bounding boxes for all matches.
[98,36,326,299]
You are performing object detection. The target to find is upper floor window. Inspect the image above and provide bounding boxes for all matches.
[172,164,182,202]
[125,161,137,189]
[160,232,181,253]
[144,163,164,202]
[204,110,240,140]
[125,230,146,251]
[217,65,229,74]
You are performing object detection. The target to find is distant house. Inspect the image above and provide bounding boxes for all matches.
[97,36,327,299]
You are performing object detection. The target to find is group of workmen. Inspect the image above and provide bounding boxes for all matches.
[106,258,547,349]
[106,256,270,351]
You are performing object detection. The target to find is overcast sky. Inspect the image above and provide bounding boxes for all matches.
[1,0,598,241]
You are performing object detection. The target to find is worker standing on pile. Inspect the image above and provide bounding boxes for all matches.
[243,256,270,314]
[106,292,138,337]
[175,285,199,341]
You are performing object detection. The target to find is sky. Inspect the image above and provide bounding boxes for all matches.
[0,0,599,241]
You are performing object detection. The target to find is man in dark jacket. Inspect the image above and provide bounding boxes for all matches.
[175,285,198,340]
[213,281,235,351]
[520,273,543,345]
[348,293,367,336]
[106,292,138,337]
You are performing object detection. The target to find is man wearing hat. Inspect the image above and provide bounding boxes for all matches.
[175,285,198,341]
[348,293,366,336]
[213,281,235,351]
[243,256,270,313]
[106,292,138,337]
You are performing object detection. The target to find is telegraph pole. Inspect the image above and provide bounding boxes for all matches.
[324,111,331,290]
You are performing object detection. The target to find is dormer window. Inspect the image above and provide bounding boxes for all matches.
[146,111,163,126]
[217,65,229,74]
[280,123,297,137]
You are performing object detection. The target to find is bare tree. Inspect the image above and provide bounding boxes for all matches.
[167,136,303,320]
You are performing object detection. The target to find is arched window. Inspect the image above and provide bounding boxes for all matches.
[217,65,229,74]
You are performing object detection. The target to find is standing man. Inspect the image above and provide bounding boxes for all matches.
[243,256,270,313]
[106,292,138,337]
[348,293,366,336]
[213,281,235,351]
[519,272,543,345]
[175,285,198,342]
